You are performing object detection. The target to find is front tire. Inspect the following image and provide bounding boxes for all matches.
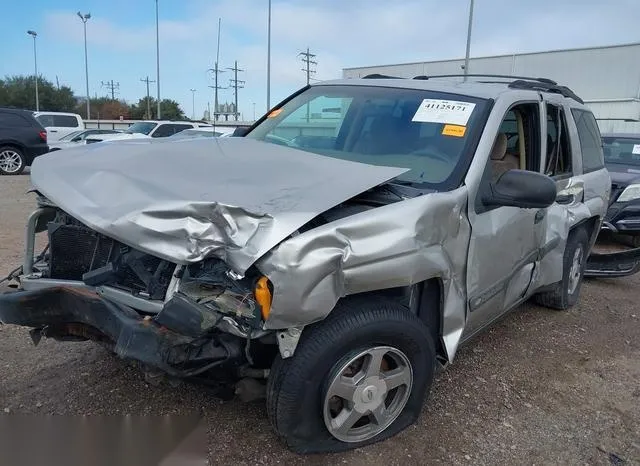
[534,227,589,309]
[266,297,435,454]
[0,146,26,175]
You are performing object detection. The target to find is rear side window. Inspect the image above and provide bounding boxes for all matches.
[151,124,174,137]
[52,115,80,127]
[36,114,55,127]
[571,109,604,173]
[0,111,31,127]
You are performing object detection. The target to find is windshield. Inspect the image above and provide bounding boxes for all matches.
[59,130,83,141]
[603,136,640,167]
[246,85,488,188]
[126,122,157,135]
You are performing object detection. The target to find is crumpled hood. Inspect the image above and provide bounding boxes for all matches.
[30,137,407,274]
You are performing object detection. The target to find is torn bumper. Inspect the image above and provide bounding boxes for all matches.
[0,287,244,377]
[602,201,640,235]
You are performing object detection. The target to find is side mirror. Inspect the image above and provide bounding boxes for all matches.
[232,127,250,137]
[482,169,557,209]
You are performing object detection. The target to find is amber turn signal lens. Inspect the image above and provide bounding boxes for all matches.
[255,276,272,320]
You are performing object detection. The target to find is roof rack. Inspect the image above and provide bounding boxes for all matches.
[412,74,557,85]
[362,73,401,79]
[508,80,584,104]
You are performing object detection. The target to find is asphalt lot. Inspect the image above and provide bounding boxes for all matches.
[1,171,639,465]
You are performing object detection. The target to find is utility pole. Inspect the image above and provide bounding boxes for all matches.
[206,18,225,121]
[463,0,474,81]
[101,80,120,100]
[227,61,245,121]
[27,30,39,111]
[299,47,317,85]
[299,48,317,121]
[77,12,91,119]
[155,0,161,119]
[190,89,196,120]
[267,0,271,111]
[140,76,156,119]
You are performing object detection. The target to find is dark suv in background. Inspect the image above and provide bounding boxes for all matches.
[602,133,640,246]
[0,107,49,175]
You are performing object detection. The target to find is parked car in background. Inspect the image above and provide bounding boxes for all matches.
[3,75,636,453]
[601,133,640,246]
[167,127,235,139]
[0,107,48,175]
[86,120,212,143]
[33,111,85,142]
[48,129,123,151]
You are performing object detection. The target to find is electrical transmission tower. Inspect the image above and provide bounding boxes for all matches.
[227,61,245,121]
[100,79,120,100]
[140,76,156,119]
[207,62,226,121]
[299,48,317,85]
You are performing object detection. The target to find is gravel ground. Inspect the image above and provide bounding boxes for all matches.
[1,173,639,465]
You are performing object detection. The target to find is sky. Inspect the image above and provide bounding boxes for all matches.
[1,0,639,121]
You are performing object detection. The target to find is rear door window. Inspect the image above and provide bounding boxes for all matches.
[35,114,55,128]
[545,104,573,177]
[571,109,604,173]
[151,124,175,137]
[0,112,31,127]
[52,115,80,127]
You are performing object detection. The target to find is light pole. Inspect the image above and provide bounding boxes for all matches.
[190,89,196,120]
[463,0,474,81]
[267,0,271,111]
[27,30,39,111]
[77,12,91,118]
[155,0,161,119]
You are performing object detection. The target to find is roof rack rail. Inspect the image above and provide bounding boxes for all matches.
[508,80,584,104]
[362,73,401,79]
[413,74,557,85]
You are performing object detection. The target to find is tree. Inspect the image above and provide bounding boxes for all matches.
[0,75,77,112]
[129,97,185,120]
[75,97,130,119]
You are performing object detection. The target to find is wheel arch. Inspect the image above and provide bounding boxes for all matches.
[356,278,448,366]
[570,215,601,249]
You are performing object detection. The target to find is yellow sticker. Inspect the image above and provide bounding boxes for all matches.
[442,124,466,137]
[267,108,283,118]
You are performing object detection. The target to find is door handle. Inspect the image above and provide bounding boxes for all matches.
[556,193,574,205]
[534,209,546,224]
[49,130,58,132]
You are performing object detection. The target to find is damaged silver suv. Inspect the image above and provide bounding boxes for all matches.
[0,74,624,453]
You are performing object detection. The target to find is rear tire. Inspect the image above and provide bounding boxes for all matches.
[0,146,26,175]
[266,296,435,454]
[534,227,589,310]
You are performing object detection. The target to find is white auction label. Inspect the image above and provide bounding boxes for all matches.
[632,144,640,155]
[412,99,476,125]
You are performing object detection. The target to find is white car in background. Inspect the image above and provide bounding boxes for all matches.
[89,120,212,143]
[33,111,84,142]
[167,127,236,139]
[48,129,123,151]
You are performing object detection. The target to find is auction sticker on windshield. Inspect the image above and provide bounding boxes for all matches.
[632,144,640,155]
[412,99,476,126]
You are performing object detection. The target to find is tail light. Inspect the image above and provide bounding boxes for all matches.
[39,130,47,142]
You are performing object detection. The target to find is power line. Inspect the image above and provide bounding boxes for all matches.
[299,47,317,85]
[227,60,245,121]
[140,76,156,119]
[100,79,120,100]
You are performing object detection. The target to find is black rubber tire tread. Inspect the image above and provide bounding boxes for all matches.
[0,145,26,176]
[266,294,435,454]
[534,227,589,310]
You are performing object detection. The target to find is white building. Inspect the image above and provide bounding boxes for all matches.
[343,42,640,134]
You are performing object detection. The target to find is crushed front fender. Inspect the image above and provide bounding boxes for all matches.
[585,247,640,278]
[0,287,243,377]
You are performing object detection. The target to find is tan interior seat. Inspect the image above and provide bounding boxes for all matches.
[490,133,520,180]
